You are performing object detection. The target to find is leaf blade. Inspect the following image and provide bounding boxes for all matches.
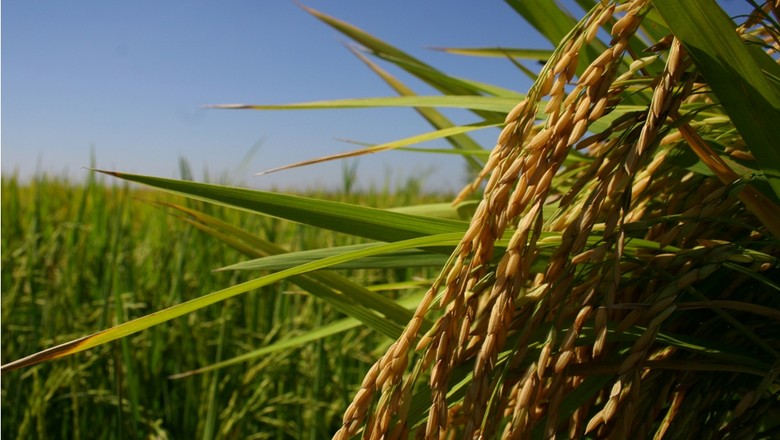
[652,0,780,200]
[96,170,468,242]
[0,232,463,372]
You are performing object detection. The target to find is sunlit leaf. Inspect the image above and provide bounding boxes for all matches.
[95,170,468,242]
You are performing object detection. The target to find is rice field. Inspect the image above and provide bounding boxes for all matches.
[1,171,450,439]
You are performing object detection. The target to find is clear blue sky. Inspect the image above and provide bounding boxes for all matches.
[2,1,752,191]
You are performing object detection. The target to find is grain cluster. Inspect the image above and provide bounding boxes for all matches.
[335,1,780,438]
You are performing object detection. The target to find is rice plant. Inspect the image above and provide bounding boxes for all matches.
[331,2,780,437]
[4,1,780,438]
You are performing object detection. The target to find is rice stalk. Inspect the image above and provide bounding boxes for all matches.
[336,1,780,438]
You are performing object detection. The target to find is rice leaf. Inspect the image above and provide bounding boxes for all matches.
[0,232,462,372]
[430,47,554,61]
[220,246,450,272]
[210,95,520,113]
[162,202,429,328]
[302,5,502,102]
[254,121,499,176]
[169,291,427,379]
[653,0,780,201]
[348,46,489,173]
[95,170,468,242]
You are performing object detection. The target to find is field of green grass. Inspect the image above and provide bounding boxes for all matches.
[1,171,450,439]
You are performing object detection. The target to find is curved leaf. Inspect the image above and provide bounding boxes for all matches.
[0,232,464,372]
[210,95,521,113]
[95,170,468,242]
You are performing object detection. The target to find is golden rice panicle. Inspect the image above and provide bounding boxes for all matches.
[333,0,770,437]
[578,35,702,437]
[454,0,656,435]
[334,277,444,439]
[420,2,627,434]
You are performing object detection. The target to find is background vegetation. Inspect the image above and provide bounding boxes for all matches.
[1,171,450,438]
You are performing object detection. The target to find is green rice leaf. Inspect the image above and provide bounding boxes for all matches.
[95,170,468,242]
[221,245,450,272]
[430,47,553,60]
[254,121,500,177]
[348,46,489,173]
[210,95,520,113]
[169,291,427,379]
[371,52,525,99]
[0,232,462,372]
[170,317,361,379]
[387,200,480,221]
[653,0,780,201]
[162,202,426,331]
[302,5,499,100]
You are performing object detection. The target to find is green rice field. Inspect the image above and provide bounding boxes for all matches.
[1,171,449,439]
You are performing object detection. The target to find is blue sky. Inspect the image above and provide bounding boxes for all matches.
[2,1,752,191]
